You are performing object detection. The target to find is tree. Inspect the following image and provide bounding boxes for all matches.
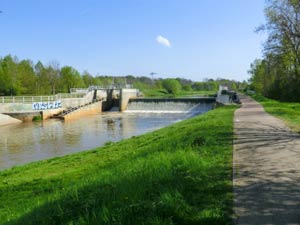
[17,60,37,94]
[47,61,60,95]
[0,55,21,95]
[182,84,192,91]
[249,0,300,101]
[162,79,181,95]
[35,61,46,94]
[192,81,217,91]
[260,0,300,71]
[82,71,94,87]
[60,66,84,92]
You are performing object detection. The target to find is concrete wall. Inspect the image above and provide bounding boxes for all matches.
[61,90,108,108]
[0,103,33,112]
[97,90,108,99]
[0,91,102,111]
[0,113,22,126]
[1,100,101,122]
[42,108,64,120]
[216,94,231,104]
[63,101,102,120]
[3,111,42,122]
[0,100,77,113]
[61,91,94,108]
[119,89,139,111]
[0,97,93,120]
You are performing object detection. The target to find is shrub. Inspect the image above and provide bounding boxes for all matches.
[162,79,181,96]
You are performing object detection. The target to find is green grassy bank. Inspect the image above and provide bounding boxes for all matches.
[250,94,300,132]
[0,106,236,225]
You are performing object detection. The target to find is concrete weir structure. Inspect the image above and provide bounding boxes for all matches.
[0,84,241,125]
[0,91,100,123]
[59,101,102,120]
[0,113,22,126]
[119,88,139,111]
[0,87,223,124]
[125,97,216,114]
[0,87,139,124]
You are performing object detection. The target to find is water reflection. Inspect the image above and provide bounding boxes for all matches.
[0,111,205,170]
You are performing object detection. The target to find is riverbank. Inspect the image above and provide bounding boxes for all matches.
[0,113,21,126]
[249,94,300,132]
[0,105,236,225]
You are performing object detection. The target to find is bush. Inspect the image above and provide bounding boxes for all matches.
[182,84,192,91]
[162,79,181,96]
[32,115,42,121]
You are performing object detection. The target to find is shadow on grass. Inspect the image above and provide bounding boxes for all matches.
[3,124,235,224]
[1,107,237,225]
[5,159,233,225]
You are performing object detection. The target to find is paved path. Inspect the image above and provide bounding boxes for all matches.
[233,95,300,225]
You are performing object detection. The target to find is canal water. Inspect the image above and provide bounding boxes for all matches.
[0,102,213,170]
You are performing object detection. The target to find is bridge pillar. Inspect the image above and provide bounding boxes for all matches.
[119,89,138,111]
[93,90,97,102]
[101,89,114,111]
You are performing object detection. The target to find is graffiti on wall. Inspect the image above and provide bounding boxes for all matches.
[32,100,62,110]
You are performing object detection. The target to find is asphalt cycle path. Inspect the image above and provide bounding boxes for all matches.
[233,95,300,225]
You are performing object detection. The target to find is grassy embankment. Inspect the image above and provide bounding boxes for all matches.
[141,89,216,98]
[0,105,236,225]
[250,94,300,132]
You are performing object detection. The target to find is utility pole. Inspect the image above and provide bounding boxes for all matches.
[150,72,157,85]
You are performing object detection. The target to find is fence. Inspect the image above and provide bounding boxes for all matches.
[70,85,134,93]
[0,93,87,104]
[0,85,136,104]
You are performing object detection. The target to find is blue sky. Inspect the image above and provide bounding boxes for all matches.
[0,0,266,81]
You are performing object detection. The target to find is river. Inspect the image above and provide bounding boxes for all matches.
[0,108,210,170]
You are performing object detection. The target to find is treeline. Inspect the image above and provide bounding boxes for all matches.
[0,55,118,96]
[249,0,300,102]
[0,54,242,96]
[136,77,243,95]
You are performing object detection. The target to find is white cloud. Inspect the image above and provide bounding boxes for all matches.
[156,35,171,47]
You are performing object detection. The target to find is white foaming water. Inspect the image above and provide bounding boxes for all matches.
[125,101,213,115]
[125,110,190,113]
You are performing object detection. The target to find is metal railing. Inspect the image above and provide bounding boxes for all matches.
[0,84,136,104]
[0,96,56,103]
[55,93,86,99]
[69,88,89,94]
[70,85,134,93]
[0,93,87,104]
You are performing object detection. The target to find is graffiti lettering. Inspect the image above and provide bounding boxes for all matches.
[32,100,62,110]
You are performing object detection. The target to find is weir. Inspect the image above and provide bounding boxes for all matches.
[0,86,220,123]
[0,87,139,121]
[125,97,215,113]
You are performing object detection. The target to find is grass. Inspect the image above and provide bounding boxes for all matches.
[0,105,237,225]
[250,94,300,132]
[177,90,216,97]
[32,115,43,122]
[142,89,216,98]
